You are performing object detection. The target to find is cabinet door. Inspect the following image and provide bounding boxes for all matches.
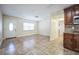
[74,34,79,51]
[74,5,79,15]
[64,7,73,25]
[64,33,73,50]
[64,38,73,49]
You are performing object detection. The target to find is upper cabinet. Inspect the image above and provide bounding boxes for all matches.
[64,7,74,25]
[74,5,79,16]
[64,4,79,25]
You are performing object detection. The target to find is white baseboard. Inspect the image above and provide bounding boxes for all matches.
[16,33,37,37]
[39,34,50,37]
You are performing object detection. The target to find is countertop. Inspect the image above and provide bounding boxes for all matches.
[64,32,79,34]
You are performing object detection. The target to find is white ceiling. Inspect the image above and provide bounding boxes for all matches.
[0,4,73,21]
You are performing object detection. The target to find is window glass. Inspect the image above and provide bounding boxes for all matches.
[9,23,14,31]
[23,23,34,30]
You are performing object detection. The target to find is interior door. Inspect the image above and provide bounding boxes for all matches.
[8,22,16,38]
[6,19,16,38]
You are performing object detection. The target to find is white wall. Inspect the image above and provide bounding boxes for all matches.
[3,15,51,38]
[50,11,64,41]
[3,15,38,38]
[0,11,3,46]
[38,19,51,36]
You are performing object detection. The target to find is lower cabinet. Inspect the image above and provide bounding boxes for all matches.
[64,33,79,52]
[74,34,79,52]
[64,38,73,49]
[64,33,74,50]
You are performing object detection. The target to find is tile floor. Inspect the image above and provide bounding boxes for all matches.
[0,34,79,55]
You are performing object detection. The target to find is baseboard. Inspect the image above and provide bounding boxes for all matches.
[6,37,16,39]
[16,34,37,37]
[0,39,4,49]
[39,34,50,37]
[3,34,50,39]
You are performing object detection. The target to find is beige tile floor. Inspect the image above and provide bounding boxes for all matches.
[0,34,79,55]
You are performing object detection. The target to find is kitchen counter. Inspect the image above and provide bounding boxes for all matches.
[64,32,79,34]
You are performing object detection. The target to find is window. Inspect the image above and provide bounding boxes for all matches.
[23,23,34,30]
[9,23,14,31]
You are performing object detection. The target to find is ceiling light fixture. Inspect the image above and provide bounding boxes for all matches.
[35,16,39,18]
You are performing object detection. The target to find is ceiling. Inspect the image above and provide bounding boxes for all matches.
[0,4,73,21]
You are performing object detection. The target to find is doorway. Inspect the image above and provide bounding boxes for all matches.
[3,17,17,39]
[58,20,64,37]
[8,22,16,38]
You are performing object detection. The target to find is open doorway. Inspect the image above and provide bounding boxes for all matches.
[58,19,64,37]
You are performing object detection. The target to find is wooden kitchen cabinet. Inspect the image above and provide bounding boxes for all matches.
[64,4,79,52]
[64,33,79,52]
[74,5,79,16]
[64,33,74,50]
[64,5,79,25]
[74,34,79,52]
[64,7,74,25]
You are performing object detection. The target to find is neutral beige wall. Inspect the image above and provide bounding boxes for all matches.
[0,11,3,46]
[3,15,38,38]
[50,11,64,41]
